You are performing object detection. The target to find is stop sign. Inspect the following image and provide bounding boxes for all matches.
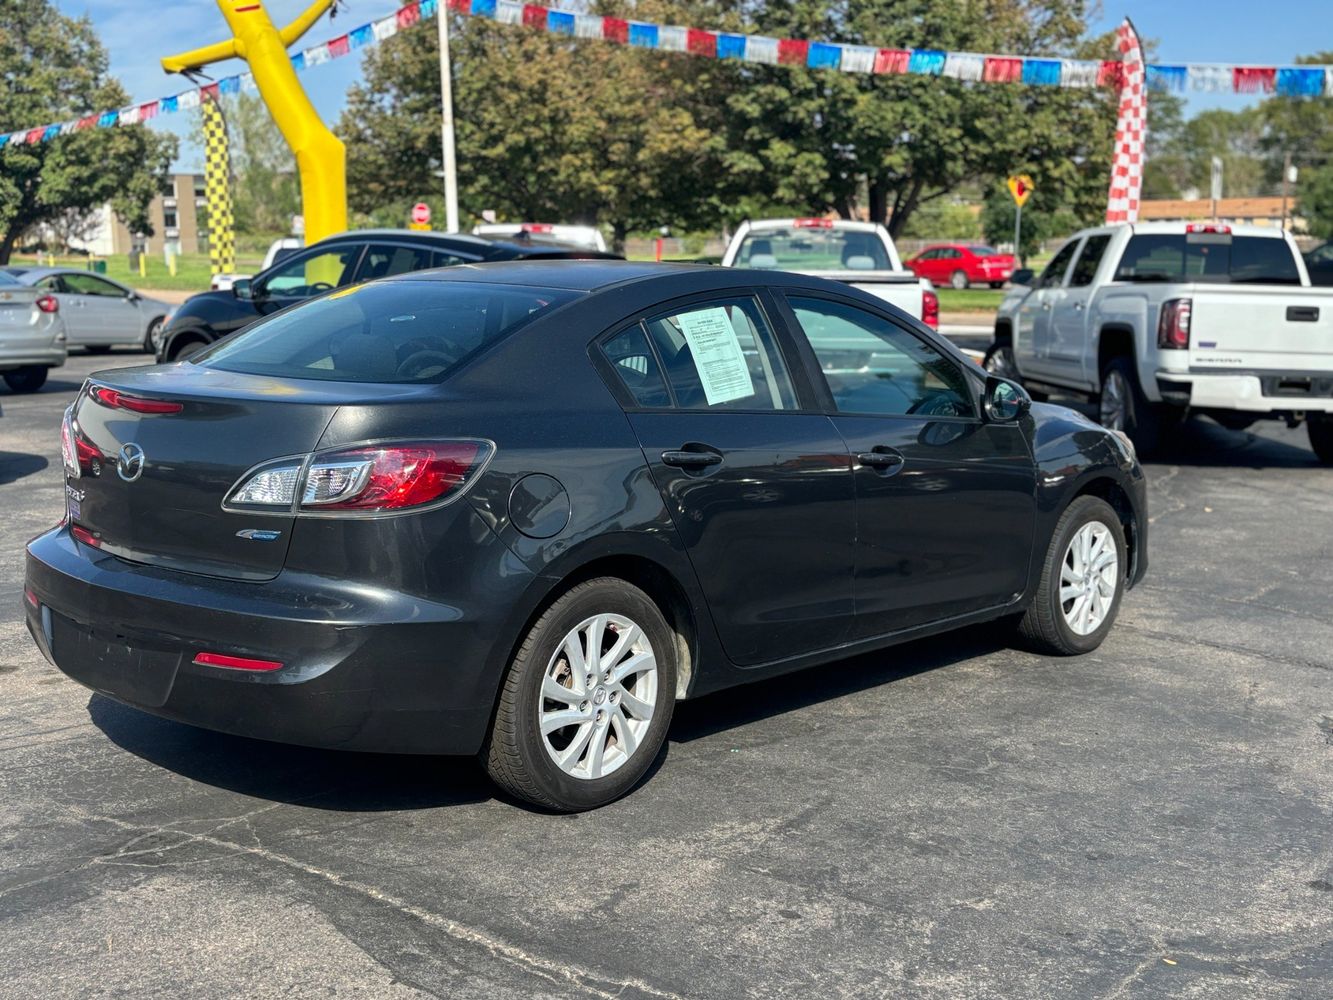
[411,202,431,226]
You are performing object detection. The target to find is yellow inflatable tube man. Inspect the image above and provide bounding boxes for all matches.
[162,1,347,248]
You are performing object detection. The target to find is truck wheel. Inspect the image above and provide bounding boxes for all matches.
[1309,414,1333,466]
[983,344,1019,379]
[950,270,969,290]
[1099,357,1176,455]
[3,367,48,393]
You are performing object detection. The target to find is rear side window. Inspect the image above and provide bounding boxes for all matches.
[1069,234,1112,287]
[198,280,579,383]
[1114,234,1302,285]
[600,326,671,408]
[641,298,797,411]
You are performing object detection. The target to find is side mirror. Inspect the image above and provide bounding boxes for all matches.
[233,278,254,301]
[126,290,140,302]
[1010,269,1035,287]
[984,376,1031,423]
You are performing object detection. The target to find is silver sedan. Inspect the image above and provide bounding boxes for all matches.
[8,267,170,353]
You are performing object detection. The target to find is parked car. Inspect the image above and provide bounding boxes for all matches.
[722,219,939,328]
[0,270,67,393]
[472,222,608,253]
[905,243,1016,289]
[157,228,619,362]
[29,261,1146,810]
[989,223,1333,461]
[1304,241,1333,287]
[9,267,169,353]
[210,236,304,292]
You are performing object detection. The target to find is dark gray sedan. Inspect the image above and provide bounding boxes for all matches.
[25,262,1147,811]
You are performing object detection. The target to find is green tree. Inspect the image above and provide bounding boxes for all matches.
[340,5,728,248]
[0,0,177,262]
[719,0,1118,236]
[1299,166,1333,238]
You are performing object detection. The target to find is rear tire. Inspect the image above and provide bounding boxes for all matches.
[172,340,207,362]
[483,578,677,812]
[3,367,48,393]
[1099,356,1178,455]
[1309,414,1333,466]
[950,270,969,290]
[1019,496,1127,655]
[144,319,163,353]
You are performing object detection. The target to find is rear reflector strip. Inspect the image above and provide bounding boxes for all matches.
[193,652,284,672]
[24,587,39,609]
[90,385,184,414]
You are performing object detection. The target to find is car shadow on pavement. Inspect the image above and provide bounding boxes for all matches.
[0,451,49,485]
[88,694,495,811]
[1148,418,1322,469]
[670,623,1011,745]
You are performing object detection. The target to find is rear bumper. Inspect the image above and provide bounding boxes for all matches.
[0,347,66,370]
[25,526,525,755]
[1154,370,1333,413]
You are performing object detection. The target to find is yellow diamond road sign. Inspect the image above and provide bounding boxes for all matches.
[1008,175,1035,207]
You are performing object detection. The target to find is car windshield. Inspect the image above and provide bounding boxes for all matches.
[198,280,580,384]
[1114,234,1302,285]
[734,228,891,271]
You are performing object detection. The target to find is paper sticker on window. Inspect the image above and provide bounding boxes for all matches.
[676,307,755,405]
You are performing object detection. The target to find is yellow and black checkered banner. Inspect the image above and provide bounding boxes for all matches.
[201,97,236,276]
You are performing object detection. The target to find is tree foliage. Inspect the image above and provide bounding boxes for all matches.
[0,0,177,262]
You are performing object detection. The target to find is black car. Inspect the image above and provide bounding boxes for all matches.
[1305,242,1333,287]
[155,229,619,362]
[28,262,1147,811]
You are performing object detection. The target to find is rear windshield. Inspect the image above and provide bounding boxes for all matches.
[969,245,1000,256]
[0,271,18,285]
[197,280,580,383]
[733,228,891,271]
[1114,234,1302,285]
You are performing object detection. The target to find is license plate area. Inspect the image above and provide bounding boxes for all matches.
[49,611,181,707]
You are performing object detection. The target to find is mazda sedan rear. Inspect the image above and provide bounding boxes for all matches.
[26,262,1147,811]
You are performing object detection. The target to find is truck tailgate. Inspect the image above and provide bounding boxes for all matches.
[792,270,924,317]
[1190,287,1333,370]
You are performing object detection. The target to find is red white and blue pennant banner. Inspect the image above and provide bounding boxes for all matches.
[4,1,1332,149]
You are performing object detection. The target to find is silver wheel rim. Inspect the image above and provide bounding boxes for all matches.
[1100,371,1128,430]
[985,347,1014,378]
[1060,521,1119,636]
[539,614,658,780]
[952,271,967,289]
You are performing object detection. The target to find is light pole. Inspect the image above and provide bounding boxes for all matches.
[437,4,460,233]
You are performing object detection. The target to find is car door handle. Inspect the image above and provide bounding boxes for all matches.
[1073,302,1085,311]
[661,449,723,469]
[856,448,905,472]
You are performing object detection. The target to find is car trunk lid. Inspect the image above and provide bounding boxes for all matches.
[67,365,414,581]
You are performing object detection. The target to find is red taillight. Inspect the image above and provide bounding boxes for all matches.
[89,384,183,414]
[1158,297,1192,350]
[922,289,940,329]
[193,652,283,672]
[521,223,554,233]
[793,218,835,228]
[62,411,104,479]
[70,524,101,548]
[225,440,493,515]
[24,587,39,609]
[36,295,59,314]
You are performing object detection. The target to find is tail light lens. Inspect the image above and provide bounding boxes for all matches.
[225,440,493,516]
[61,407,104,479]
[922,289,940,329]
[89,384,183,414]
[1158,297,1192,350]
[36,295,59,314]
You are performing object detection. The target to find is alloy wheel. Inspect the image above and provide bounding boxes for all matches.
[539,614,658,780]
[1059,521,1119,636]
[1099,370,1128,430]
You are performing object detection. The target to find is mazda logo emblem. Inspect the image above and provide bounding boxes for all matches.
[117,443,146,483]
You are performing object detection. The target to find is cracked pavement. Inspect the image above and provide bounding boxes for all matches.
[1,353,1330,998]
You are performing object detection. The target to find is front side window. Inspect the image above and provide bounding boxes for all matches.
[642,298,797,411]
[788,296,973,418]
[732,228,890,272]
[1039,240,1081,288]
[199,280,580,384]
[260,246,361,297]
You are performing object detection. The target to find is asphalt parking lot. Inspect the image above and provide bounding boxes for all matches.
[1,352,1330,999]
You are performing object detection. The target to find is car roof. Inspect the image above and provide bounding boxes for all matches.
[312,228,606,256]
[8,266,103,281]
[745,218,882,233]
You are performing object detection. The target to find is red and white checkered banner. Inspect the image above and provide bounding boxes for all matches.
[1105,20,1146,225]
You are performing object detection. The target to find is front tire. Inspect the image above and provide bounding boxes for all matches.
[3,366,48,393]
[144,318,164,353]
[484,578,678,811]
[1309,414,1333,465]
[983,343,1018,379]
[1019,496,1127,655]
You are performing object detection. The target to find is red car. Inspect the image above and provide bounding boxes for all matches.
[905,243,1016,289]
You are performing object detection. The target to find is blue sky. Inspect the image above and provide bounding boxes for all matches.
[54,0,1333,171]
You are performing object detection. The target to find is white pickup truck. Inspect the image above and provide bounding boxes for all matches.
[722,219,938,328]
[989,222,1333,462]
